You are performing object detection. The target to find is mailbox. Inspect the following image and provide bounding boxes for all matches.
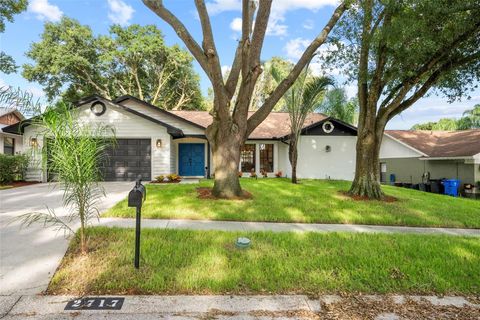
[128,178,146,269]
[128,180,146,208]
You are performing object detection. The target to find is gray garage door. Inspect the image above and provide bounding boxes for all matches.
[101,139,151,181]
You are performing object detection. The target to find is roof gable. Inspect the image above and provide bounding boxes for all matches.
[2,95,184,137]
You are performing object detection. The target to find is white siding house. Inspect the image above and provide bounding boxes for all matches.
[6,94,459,183]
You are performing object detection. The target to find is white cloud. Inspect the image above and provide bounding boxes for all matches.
[206,0,338,37]
[284,38,311,60]
[27,86,45,98]
[107,0,134,26]
[28,0,63,22]
[207,0,241,14]
[303,19,314,30]
[230,17,242,32]
[266,12,288,37]
[221,65,231,76]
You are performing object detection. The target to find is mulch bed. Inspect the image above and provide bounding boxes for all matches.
[197,187,253,200]
[0,181,41,189]
[339,191,398,202]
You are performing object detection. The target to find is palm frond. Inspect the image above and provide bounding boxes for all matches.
[15,208,74,238]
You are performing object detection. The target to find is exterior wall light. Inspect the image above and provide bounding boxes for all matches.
[325,145,331,152]
[156,139,162,148]
[30,137,38,147]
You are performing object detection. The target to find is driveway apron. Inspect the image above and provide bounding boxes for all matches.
[0,182,132,295]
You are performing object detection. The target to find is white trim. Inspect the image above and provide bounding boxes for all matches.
[419,156,473,161]
[383,133,428,157]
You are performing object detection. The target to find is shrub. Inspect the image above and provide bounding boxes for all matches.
[260,169,268,178]
[275,171,283,178]
[250,169,257,179]
[0,153,30,184]
[167,173,181,182]
[155,175,165,182]
[238,171,243,178]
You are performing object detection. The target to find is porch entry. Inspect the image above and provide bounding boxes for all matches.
[179,143,205,176]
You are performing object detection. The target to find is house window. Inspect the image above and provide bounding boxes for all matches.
[259,144,274,172]
[4,137,14,155]
[240,144,255,172]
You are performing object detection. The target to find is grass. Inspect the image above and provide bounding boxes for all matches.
[104,179,480,228]
[48,227,480,295]
[0,185,12,190]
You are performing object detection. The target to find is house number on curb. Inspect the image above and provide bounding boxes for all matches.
[64,297,125,310]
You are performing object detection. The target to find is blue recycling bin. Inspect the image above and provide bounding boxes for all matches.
[442,179,460,197]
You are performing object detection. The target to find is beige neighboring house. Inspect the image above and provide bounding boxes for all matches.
[0,108,24,155]
[380,130,480,188]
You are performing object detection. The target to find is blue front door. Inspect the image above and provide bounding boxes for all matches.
[179,143,205,176]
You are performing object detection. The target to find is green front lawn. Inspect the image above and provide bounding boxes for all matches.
[104,179,480,228]
[48,227,480,295]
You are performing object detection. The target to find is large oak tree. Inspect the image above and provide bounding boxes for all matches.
[22,17,204,110]
[328,0,480,199]
[143,0,348,198]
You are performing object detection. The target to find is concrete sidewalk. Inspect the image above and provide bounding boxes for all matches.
[98,218,480,237]
[1,294,478,319]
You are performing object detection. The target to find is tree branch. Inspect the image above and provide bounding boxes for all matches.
[248,0,272,70]
[194,0,224,84]
[142,0,210,78]
[246,1,347,135]
[383,51,480,122]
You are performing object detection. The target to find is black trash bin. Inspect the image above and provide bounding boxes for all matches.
[429,179,444,194]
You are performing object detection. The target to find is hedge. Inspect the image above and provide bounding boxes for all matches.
[0,153,29,184]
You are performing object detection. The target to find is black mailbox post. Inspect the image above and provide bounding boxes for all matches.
[128,178,146,269]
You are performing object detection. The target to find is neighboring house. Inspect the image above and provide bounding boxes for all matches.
[380,130,480,187]
[0,108,24,155]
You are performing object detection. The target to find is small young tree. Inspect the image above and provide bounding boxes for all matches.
[272,66,333,183]
[142,0,348,198]
[18,102,114,254]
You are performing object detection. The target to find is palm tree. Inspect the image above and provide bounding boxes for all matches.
[272,66,333,183]
[461,104,480,129]
[1,87,114,254]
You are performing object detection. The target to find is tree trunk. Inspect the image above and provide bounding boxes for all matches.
[207,117,244,198]
[349,130,384,199]
[289,135,298,184]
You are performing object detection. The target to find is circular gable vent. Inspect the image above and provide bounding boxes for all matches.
[90,101,106,116]
[322,121,334,134]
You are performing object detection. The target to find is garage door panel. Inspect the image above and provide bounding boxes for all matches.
[100,139,151,181]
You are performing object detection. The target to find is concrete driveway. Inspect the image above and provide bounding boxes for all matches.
[0,182,132,295]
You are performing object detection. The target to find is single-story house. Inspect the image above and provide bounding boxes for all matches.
[2,95,360,181]
[0,108,24,156]
[3,95,479,186]
[380,130,480,187]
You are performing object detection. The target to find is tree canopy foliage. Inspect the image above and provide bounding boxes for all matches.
[0,0,27,74]
[22,17,204,110]
[412,104,480,130]
[318,88,358,124]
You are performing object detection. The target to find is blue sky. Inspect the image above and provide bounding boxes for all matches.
[1,0,479,129]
